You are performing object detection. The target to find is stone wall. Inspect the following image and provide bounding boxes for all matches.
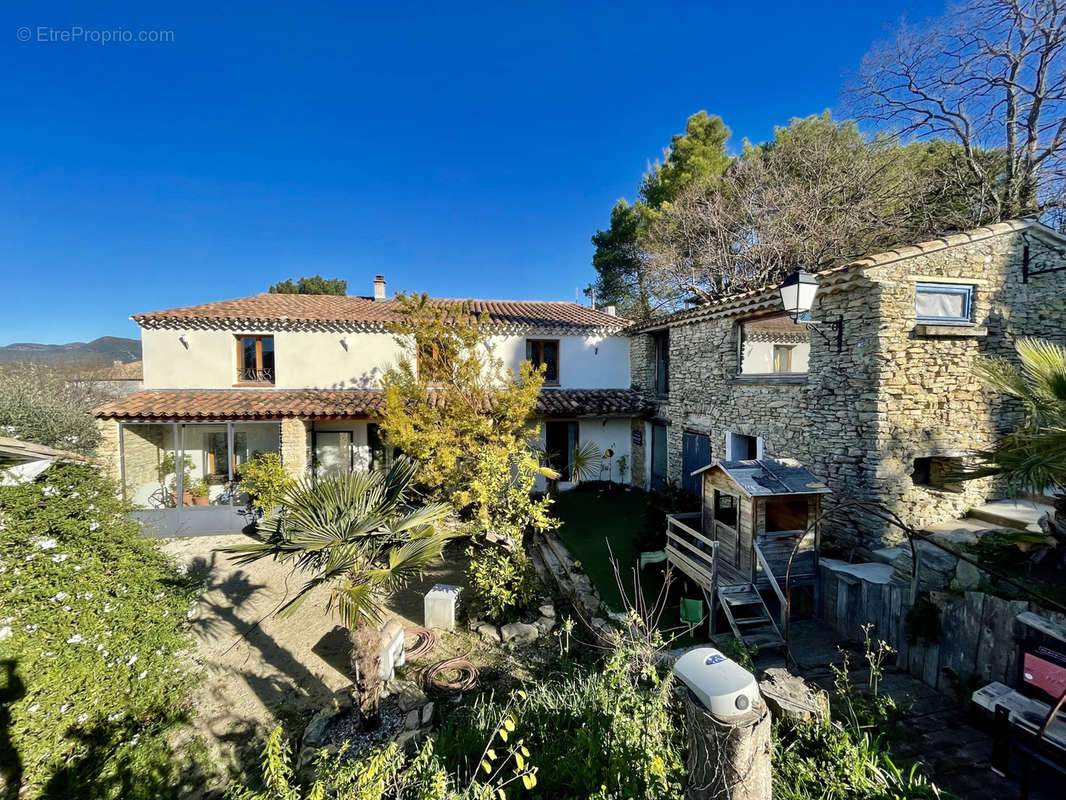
[95,418,122,484]
[629,419,646,487]
[280,417,310,479]
[94,419,168,497]
[629,330,656,392]
[629,223,1066,551]
[853,230,1066,533]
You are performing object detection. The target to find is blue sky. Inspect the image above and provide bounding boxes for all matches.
[0,0,942,344]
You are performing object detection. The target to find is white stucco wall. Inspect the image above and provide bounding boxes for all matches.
[530,416,634,491]
[488,334,630,389]
[274,331,405,390]
[741,340,810,374]
[142,327,631,391]
[142,329,239,389]
[141,328,406,390]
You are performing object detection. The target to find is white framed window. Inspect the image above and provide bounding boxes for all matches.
[915,283,974,325]
[726,432,763,461]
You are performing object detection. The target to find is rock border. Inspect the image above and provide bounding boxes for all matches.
[299,678,437,772]
[467,601,557,645]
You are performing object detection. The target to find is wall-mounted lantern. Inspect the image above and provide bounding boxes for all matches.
[778,270,843,354]
[178,334,189,349]
[340,336,351,351]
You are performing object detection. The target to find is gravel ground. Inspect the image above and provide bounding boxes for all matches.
[160,534,470,793]
[322,696,406,759]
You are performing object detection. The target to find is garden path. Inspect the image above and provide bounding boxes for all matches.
[773,621,1053,800]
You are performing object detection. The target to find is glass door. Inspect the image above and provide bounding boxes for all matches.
[315,431,353,477]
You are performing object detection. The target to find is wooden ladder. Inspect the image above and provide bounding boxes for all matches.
[717,584,784,650]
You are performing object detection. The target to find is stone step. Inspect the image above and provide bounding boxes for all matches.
[967,500,1053,532]
[923,518,1002,549]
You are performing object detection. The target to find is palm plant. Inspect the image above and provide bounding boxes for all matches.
[569,441,604,483]
[965,338,1066,544]
[224,456,454,729]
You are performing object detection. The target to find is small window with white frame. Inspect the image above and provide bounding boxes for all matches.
[915,283,974,325]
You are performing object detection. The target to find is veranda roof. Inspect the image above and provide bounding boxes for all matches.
[93,388,654,421]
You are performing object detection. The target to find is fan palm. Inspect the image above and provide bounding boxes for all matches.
[224,456,454,729]
[965,338,1066,543]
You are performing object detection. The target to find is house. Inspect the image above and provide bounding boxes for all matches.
[628,219,1066,552]
[64,360,144,399]
[93,277,648,535]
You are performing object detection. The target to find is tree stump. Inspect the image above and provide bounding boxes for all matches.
[683,693,772,800]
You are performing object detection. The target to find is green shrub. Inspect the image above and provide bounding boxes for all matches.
[436,639,684,799]
[0,364,102,455]
[465,546,539,624]
[773,717,944,800]
[236,452,293,511]
[0,462,200,799]
[228,701,537,800]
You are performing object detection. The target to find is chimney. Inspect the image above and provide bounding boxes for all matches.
[605,305,617,316]
[373,274,386,301]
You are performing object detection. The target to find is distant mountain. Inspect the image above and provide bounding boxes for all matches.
[0,336,142,364]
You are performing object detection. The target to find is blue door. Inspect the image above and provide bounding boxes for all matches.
[681,432,711,496]
[650,423,668,492]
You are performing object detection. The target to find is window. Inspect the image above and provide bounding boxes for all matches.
[417,339,453,384]
[773,345,794,373]
[764,496,808,532]
[714,490,738,528]
[915,283,974,325]
[912,456,964,492]
[205,431,247,477]
[367,423,399,471]
[236,336,275,384]
[740,315,809,375]
[726,432,761,461]
[526,339,560,385]
[653,331,669,394]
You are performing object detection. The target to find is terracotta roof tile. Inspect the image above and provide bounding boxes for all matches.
[535,389,654,418]
[94,388,653,421]
[133,294,627,331]
[94,390,385,421]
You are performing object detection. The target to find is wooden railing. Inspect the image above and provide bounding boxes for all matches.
[753,540,787,630]
[665,513,717,590]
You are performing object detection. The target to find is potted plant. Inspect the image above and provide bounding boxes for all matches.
[188,478,210,506]
[236,452,293,514]
[159,453,195,507]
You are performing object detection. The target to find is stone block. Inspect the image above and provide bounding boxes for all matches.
[500,622,538,644]
[952,558,983,590]
[424,584,460,631]
[396,682,428,713]
[474,622,501,643]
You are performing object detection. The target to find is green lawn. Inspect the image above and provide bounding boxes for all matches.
[553,484,707,646]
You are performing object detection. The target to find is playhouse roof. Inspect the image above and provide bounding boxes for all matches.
[692,457,831,497]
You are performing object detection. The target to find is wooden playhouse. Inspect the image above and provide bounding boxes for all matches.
[665,457,831,648]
